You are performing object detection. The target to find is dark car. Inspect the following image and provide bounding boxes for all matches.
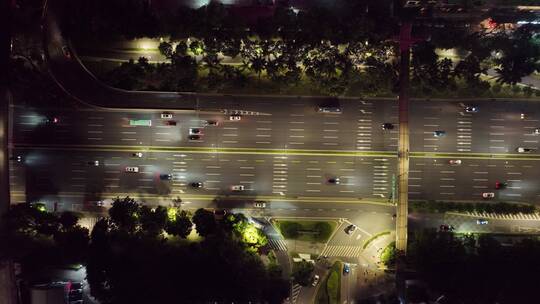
[433,130,446,137]
[205,120,219,126]
[345,224,357,235]
[68,289,83,301]
[191,182,203,188]
[165,120,177,126]
[214,209,227,219]
[439,224,454,232]
[160,174,172,180]
[189,135,201,140]
[381,123,394,130]
[44,117,59,124]
[328,177,340,185]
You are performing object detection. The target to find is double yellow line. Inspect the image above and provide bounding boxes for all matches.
[14,143,540,161]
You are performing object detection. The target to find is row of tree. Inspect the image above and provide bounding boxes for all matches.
[1,198,287,303]
[410,200,537,214]
[408,230,540,303]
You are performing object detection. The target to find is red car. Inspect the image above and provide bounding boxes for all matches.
[495,181,506,190]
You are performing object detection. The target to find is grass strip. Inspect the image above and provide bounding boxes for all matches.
[363,231,391,250]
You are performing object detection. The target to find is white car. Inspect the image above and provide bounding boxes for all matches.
[231,185,245,191]
[125,166,139,173]
[464,106,478,113]
[229,114,242,121]
[517,147,534,153]
[482,192,495,199]
[253,201,266,208]
[448,159,462,165]
[189,128,203,135]
[312,275,320,287]
[534,128,540,135]
[161,113,173,119]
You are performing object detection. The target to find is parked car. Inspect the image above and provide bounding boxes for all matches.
[231,185,245,191]
[125,167,139,173]
[381,123,394,130]
[345,224,357,235]
[482,192,495,199]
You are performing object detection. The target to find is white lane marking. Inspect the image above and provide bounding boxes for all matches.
[222,140,237,143]
[324,122,339,125]
[121,131,136,134]
[223,127,238,130]
[223,134,238,137]
[256,128,272,131]
[290,129,304,131]
[121,138,136,141]
[256,141,271,144]
[288,142,304,145]
[256,134,271,137]
[489,133,505,136]
[206,166,221,169]
[88,138,102,140]
[323,129,339,132]
[289,135,305,138]
[323,143,338,145]
[256,120,272,123]
[474,172,488,174]
[155,132,170,135]
[240,167,254,169]
[307,175,321,178]
[206,173,221,176]
[290,121,305,124]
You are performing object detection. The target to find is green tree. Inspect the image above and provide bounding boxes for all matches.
[158,41,173,58]
[165,210,192,238]
[192,208,217,237]
[108,197,140,232]
[54,225,90,263]
[59,211,80,230]
[292,260,315,286]
[139,205,167,236]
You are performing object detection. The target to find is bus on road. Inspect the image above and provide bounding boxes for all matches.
[129,119,152,126]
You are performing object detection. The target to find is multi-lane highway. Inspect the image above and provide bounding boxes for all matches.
[9,97,540,208]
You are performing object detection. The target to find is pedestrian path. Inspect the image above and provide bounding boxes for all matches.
[267,239,288,251]
[320,245,363,258]
[284,284,301,304]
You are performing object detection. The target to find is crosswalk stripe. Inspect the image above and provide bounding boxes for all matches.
[268,239,288,251]
[320,245,363,257]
